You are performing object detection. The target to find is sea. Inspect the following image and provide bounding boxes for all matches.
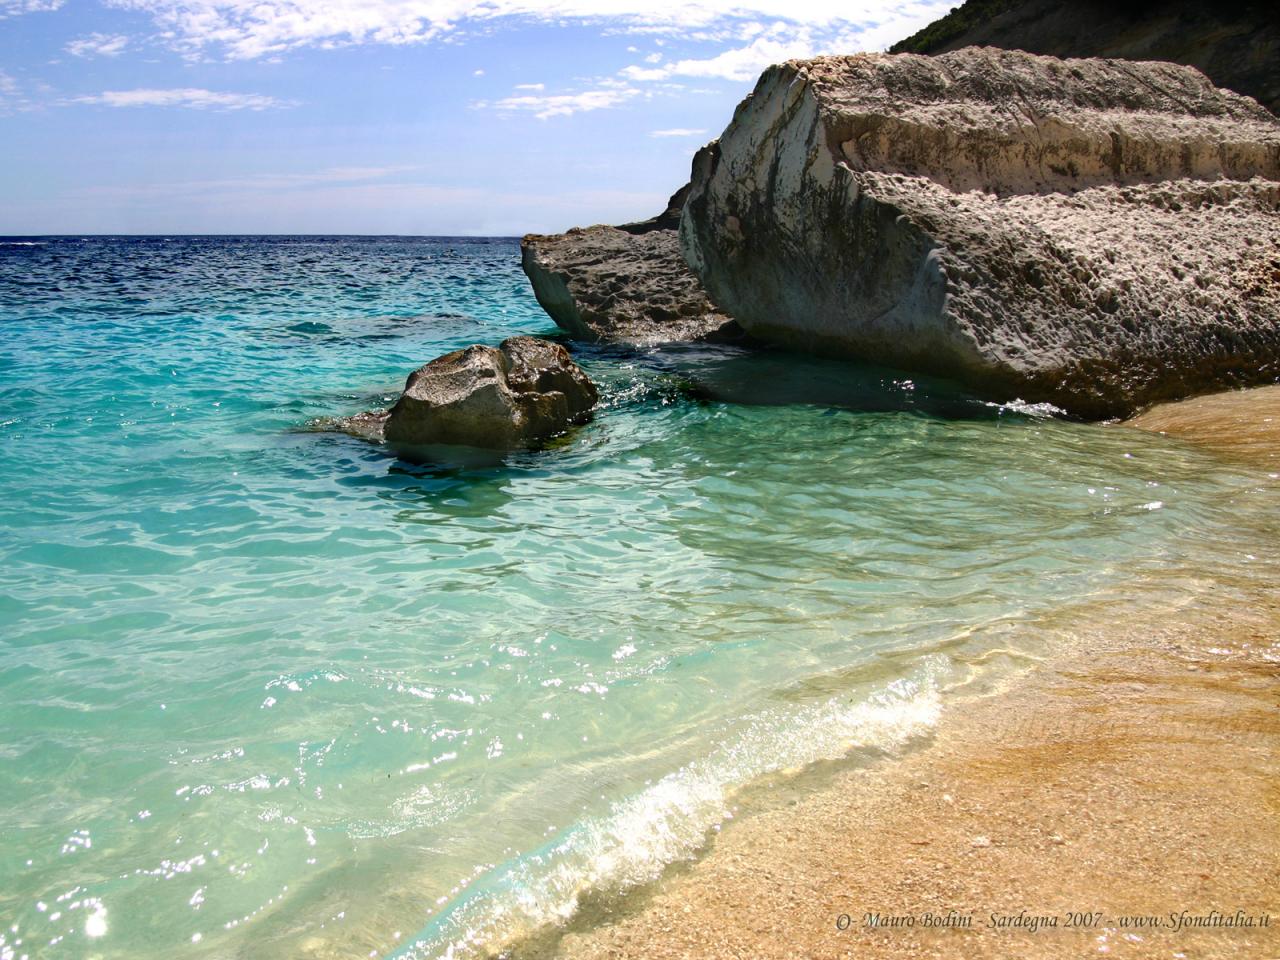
[1,236,1276,959]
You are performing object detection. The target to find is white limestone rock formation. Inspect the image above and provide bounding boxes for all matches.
[680,48,1280,417]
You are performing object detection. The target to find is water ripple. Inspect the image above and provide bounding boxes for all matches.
[1,238,1277,960]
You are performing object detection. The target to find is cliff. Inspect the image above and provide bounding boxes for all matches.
[679,49,1280,418]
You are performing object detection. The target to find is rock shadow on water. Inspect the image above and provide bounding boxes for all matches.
[305,412,587,472]
[571,336,1048,422]
[296,425,536,527]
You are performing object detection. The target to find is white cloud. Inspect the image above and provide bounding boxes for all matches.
[649,127,706,137]
[67,33,131,57]
[0,0,63,16]
[480,85,641,119]
[622,26,817,82]
[619,64,667,81]
[102,0,956,60]
[469,3,953,122]
[51,0,953,128]
[0,68,36,113]
[71,88,294,110]
[616,7,950,85]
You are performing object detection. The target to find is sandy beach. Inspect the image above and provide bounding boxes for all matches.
[514,389,1280,960]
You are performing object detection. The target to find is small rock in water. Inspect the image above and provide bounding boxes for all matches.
[331,336,598,456]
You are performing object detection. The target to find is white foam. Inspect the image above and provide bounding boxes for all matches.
[395,662,945,959]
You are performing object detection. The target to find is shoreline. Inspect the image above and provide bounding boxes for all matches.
[521,605,1279,960]
[501,387,1280,960]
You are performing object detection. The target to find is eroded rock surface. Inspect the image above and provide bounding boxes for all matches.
[890,0,1280,116]
[336,336,598,452]
[680,48,1280,418]
[521,184,739,345]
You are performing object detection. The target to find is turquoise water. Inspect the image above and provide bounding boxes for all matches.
[1,237,1276,960]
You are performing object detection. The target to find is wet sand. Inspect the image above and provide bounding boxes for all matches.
[513,387,1280,960]
[1127,384,1280,470]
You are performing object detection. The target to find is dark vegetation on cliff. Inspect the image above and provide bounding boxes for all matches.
[890,0,1279,114]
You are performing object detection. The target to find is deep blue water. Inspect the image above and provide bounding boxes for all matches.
[1,236,1276,960]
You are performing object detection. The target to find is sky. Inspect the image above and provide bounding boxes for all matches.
[0,0,955,234]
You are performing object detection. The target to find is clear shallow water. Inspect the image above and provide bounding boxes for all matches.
[0,237,1276,960]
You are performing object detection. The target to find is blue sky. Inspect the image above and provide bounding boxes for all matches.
[0,0,953,234]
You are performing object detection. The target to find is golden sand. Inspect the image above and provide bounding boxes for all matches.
[1126,383,1280,469]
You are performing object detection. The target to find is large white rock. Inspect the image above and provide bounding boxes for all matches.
[680,48,1280,417]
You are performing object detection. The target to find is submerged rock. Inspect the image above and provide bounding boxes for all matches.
[336,336,598,453]
[680,48,1280,418]
[521,183,741,346]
